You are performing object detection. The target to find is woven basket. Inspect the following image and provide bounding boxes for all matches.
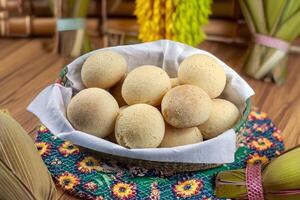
[52,66,251,173]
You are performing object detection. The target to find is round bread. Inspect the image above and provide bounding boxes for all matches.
[160,124,203,147]
[198,99,241,139]
[110,77,127,107]
[161,85,212,128]
[170,78,179,88]
[105,133,117,143]
[121,65,171,106]
[115,104,165,148]
[67,88,119,138]
[104,105,129,143]
[81,50,127,89]
[178,54,226,98]
[119,105,129,111]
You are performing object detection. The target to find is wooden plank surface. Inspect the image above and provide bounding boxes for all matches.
[1,38,300,200]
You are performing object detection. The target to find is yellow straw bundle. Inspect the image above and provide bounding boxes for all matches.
[134,0,212,46]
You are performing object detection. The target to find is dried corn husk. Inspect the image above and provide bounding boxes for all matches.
[215,146,300,200]
[0,111,56,200]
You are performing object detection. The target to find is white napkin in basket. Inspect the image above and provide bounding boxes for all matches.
[28,40,254,164]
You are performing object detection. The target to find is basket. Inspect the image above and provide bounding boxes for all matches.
[52,66,251,173]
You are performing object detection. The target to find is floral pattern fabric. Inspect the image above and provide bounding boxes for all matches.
[35,111,284,200]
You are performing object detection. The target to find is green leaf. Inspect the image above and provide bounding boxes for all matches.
[275,10,300,41]
[239,0,256,33]
[263,147,300,191]
[215,147,300,200]
[254,49,286,79]
[272,56,288,85]
[243,44,263,77]
[264,0,286,33]
[215,169,247,199]
[245,0,268,34]
[280,0,300,24]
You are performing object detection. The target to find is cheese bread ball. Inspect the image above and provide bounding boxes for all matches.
[115,104,165,148]
[122,65,171,106]
[198,99,241,139]
[81,50,127,89]
[160,124,203,147]
[67,88,119,138]
[105,133,117,143]
[110,77,127,107]
[104,106,129,143]
[178,54,226,98]
[161,85,212,128]
[119,105,129,111]
[170,78,180,88]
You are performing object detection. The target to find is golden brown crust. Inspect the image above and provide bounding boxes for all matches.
[161,85,212,128]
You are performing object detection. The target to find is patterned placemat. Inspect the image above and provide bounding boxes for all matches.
[35,111,284,200]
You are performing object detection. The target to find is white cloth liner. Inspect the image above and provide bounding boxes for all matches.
[28,40,254,164]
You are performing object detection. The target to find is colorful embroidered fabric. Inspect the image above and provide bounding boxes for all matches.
[35,111,284,200]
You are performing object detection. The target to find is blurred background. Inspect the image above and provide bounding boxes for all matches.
[1,0,300,198]
[1,0,299,79]
[0,0,253,55]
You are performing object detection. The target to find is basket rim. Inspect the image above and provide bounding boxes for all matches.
[234,98,251,132]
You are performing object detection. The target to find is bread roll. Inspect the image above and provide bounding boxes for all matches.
[67,88,119,138]
[160,124,203,147]
[115,104,165,148]
[198,99,241,139]
[178,54,226,98]
[122,65,171,106]
[170,78,179,88]
[161,85,212,128]
[105,105,128,143]
[81,50,127,89]
[110,77,127,107]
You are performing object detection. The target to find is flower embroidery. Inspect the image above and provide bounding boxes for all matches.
[83,182,98,191]
[149,182,160,200]
[256,124,268,133]
[39,125,48,133]
[77,156,103,173]
[58,141,79,157]
[272,130,283,141]
[112,182,136,199]
[247,153,269,165]
[57,172,80,190]
[251,138,273,151]
[173,179,203,198]
[51,158,62,165]
[249,112,267,120]
[35,142,50,156]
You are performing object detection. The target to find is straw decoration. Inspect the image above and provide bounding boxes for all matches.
[215,146,300,200]
[134,0,212,46]
[239,0,300,84]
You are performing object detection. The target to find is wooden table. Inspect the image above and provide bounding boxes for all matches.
[1,38,300,199]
